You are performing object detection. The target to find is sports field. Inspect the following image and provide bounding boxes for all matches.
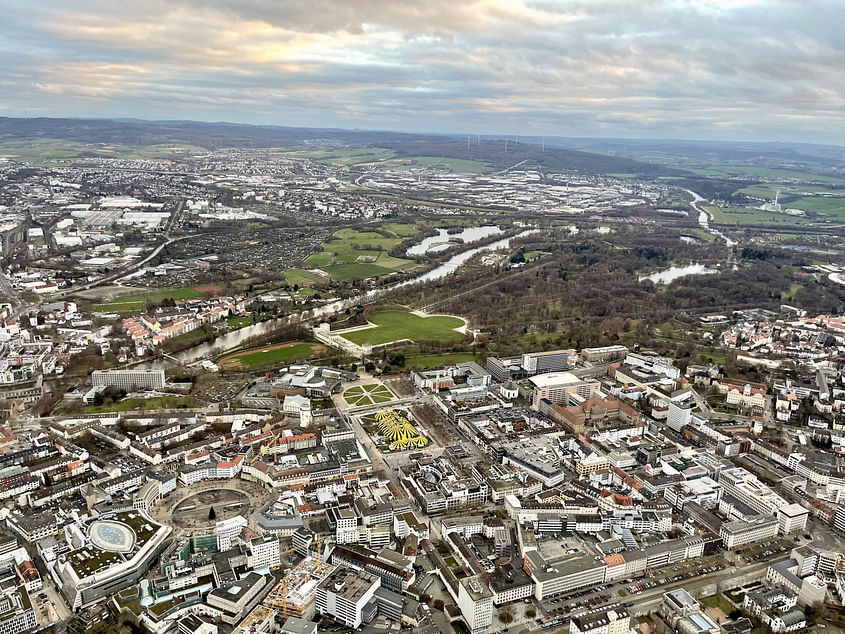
[218,341,327,370]
[342,312,465,346]
[343,384,394,406]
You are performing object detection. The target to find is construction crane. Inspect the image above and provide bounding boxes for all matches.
[268,579,289,622]
[250,433,283,465]
[265,537,331,623]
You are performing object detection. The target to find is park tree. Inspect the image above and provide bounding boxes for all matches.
[208,507,216,521]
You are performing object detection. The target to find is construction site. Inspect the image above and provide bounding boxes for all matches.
[249,429,318,465]
[263,554,336,622]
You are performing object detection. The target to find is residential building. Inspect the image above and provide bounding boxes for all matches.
[570,605,633,634]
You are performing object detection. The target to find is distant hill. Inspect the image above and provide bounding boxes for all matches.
[484,135,845,165]
[0,117,681,177]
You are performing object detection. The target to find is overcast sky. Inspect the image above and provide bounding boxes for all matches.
[2,0,843,143]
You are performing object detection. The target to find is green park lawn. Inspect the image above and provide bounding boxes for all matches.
[84,396,196,413]
[218,341,327,370]
[342,311,465,346]
[94,286,204,312]
[343,383,395,406]
[283,268,325,286]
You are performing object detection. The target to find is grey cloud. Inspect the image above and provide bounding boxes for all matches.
[1,0,844,142]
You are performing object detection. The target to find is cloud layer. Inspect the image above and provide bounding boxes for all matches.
[2,0,844,142]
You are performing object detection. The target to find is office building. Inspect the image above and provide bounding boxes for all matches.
[718,467,787,517]
[777,504,809,535]
[315,566,380,629]
[249,535,280,570]
[457,575,493,633]
[0,586,35,634]
[530,372,599,410]
[91,369,165,391]
[720,517,779,550]
[524,551,607,600]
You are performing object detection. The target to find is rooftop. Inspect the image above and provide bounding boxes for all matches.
[529,372,582,388]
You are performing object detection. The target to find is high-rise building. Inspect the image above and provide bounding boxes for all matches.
[457,575,493,633]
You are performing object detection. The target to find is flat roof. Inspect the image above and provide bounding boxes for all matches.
[529,372,581,388]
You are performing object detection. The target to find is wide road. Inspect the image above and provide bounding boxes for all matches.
[67,235,191,294]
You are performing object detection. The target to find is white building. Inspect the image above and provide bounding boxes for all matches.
[777,503,809,535]
[529,372,599,409]
[457,575,493,634]
[570,605,633,634]
[720,517,779,550]
[315,567,380,629]
[249,536,280,570]
[91,369,165,390]
[334,508,359,545]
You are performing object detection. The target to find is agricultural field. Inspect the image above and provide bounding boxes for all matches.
[343,383,394,406]
[780,195,845,221]
[359,408,430,453]
[703,204,811,227]
[305,228,418,279]
[378,156,490,173]
[288,147,396,165]
[342,311,466,346]
[217,341,327,370]
[0,137,205,164]
[93,286,205,312]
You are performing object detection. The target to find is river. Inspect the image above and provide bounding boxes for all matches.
[140,229,537,369]
[405,225,502,256]
[686,189,737,247]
